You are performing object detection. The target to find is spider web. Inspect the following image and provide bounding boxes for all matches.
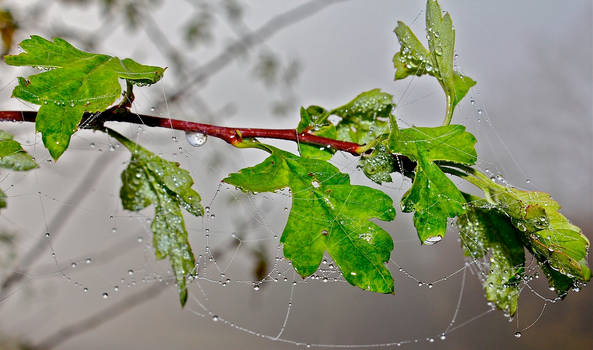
[0,1,591,349]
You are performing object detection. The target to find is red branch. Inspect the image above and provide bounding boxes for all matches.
[0,110,362,155]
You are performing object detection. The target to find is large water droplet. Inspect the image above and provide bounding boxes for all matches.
[514,331,522,338]
[424,236,442,245]
[185,131,207,147]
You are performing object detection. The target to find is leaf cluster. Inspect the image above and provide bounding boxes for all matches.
[0,0,589,313]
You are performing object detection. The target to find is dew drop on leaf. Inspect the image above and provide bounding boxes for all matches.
[424,236,442,245]
[185,131,208,147]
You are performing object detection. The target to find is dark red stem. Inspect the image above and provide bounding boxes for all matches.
[0,110,362,155]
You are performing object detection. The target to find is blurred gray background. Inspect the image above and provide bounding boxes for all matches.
[0,0,591,349]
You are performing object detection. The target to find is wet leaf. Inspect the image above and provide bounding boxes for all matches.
[224,144,396,293]
[393,0,475,122]
[490,187,591,293]
[116,131,202,306]
[458,196,525,315]
[389,125,477,243]
[5,36,165,160]
[0,130,37,171]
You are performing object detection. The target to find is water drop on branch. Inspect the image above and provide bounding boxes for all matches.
[185,131,207,147]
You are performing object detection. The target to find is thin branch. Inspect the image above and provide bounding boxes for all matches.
[0,110,363,154]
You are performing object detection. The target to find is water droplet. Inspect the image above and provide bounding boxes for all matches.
[114,286,119,292]
[89,142,95,149]
[111,227,117,233]
[185,131,208,147]
[83,287,88,293]
[128,269,134,276]
[150,107,156,112]
[212,315,219,322]
[44,232,51,238]
[525,178,531,184]
[440,333,446,340]
[71,262,77,268]
[102,292,109,299]
[85,257,92,264]
[514,331,521,338]
[137,236,143,243]
[418,282,423,287]
[253,284,260,291]
[428,283,433,289]
[424,236,442,245]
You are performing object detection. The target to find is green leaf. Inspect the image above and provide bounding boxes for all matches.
[5,36,165,160]
[392,0,476,124]
[389,125,477,243]
[332,89,393,145]
[390,125,477,164]
[224,144,396,293]
[490,187,591,291]
[0,130,38,171]
[297,106,336,161]
[393,21,433,79]
[401,158,465,244]
[359,143,394,184]
[115,131,202,306]
[457,197,525,315]
[331,89,394,121]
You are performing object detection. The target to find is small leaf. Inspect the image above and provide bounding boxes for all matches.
[332,89,394,145]
[389,125,477,243]
[5,36,165,160]
[116,131,202,306]
[359,143,394,184]
[392,0,475,123]
[331,89,394,121]
[393,21,433,79]
[0,129,38,171]
[457,196,525,315]
[297,106,336,161]
[401,158,465,243]
[224,144,396,293]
